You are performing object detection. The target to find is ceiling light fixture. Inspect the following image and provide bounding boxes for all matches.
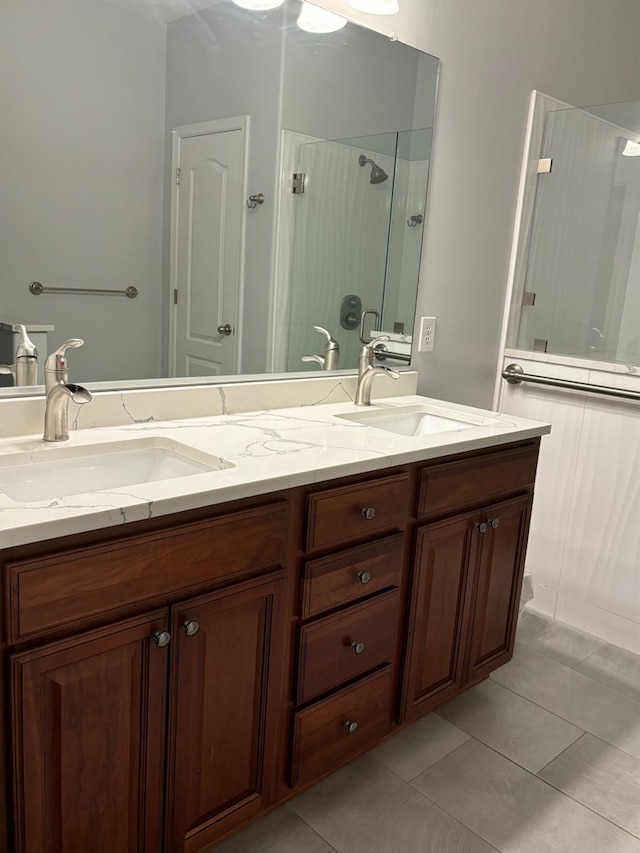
[347,0,400,14]
[232,0,285,11]
[622,139,640,157]
[297,2,347,33]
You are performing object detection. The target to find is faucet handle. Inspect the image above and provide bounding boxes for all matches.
[54,338,84,357]
[45,338,85,393]
[314,326,337,344]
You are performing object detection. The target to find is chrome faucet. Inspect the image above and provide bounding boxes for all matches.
[355,336,400,406]
[0,325,39,386]
[301,326,340,371]
[43,339,92,441]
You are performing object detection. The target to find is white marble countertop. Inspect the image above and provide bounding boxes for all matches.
[0,394,550,549]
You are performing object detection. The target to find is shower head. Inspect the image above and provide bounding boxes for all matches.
[359,154,389,185]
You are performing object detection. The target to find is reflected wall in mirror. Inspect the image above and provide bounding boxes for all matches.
[0,0,439,394]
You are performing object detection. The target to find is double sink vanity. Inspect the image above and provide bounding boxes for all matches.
[0,372,549,853]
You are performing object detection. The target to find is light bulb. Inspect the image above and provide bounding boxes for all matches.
[348,0,399,14]
[297,2,347,32]
[232,0,285,10]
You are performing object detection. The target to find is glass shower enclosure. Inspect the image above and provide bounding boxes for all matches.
[285,128,431,371]
[514,99,640,366]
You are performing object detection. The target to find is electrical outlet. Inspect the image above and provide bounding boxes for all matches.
[418,316,436,352]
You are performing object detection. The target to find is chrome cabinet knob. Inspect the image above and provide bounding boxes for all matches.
[361,507,376,521]
[344,720,359,734]
[490,518,500,530]
[351,641,365,655]
[217,324,233,336]
[181,620,200,637]
[152,630,171,649]
[475,522,488,534]
[357,571,372,585]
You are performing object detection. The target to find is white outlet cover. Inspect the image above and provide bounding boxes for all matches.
[419,316,436,352]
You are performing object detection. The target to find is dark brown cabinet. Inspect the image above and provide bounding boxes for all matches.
[464,495,532,683]
[0,439,541,853]
[401,511,478,721]
[402,452,535,724]
[11,611,169,853]
[165,573,285,853]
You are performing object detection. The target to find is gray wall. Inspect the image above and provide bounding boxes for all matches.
[314,0,640,407]
[164,4,284,374]
[0,0,166,383]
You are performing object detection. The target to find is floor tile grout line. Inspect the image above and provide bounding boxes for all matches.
[534,764,640,841]
[534,730,588,776]
[435,679,587,771]
[410,735,640,847]
[509,641,640,706]
[284,804,342,853]
[490,675,640,764]
[394,740,502,853]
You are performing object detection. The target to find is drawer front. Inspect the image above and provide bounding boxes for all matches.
[301,533,404,619]
[6,502,288,643]
[306,473,410,551]
[290,666,394,788]
[296,589,399,704]
[418,444,538,519]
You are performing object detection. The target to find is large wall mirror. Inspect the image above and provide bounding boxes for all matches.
[0,0,439,395]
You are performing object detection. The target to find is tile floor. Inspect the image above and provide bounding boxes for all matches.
[214,610,640,853]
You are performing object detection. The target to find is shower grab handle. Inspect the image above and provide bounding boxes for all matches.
[359,309,381,345]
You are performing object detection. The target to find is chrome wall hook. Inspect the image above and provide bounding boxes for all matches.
[407,214,424,228]
[246,193,265,210]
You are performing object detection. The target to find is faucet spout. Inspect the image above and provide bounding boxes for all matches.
[354,336,399,406]
[355,366,400,406]
[43,383,92,442]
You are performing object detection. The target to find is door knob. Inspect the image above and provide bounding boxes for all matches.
[475,522,488,534]
[361,507,376,521]
[344,720,359,734]
[351,641,366,655]
[357,571,372,585]
[181,620,200,637]
[217,324,233,336]
[490,518,500,529]
[152,630,171,648]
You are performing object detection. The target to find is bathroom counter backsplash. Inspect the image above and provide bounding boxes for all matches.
[0,376,550,548]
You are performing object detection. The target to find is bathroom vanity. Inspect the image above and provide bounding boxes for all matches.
[0,382,548,853]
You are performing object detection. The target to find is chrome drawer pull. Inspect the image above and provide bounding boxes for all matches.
[361,507,376,521]
[344,720,359,734]
[357,571,372,585]
[152,630,171,649]
[351,641,366,655]
[181,620,200,637]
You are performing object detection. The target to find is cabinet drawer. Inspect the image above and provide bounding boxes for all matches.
[290,666,394,787]
[306,473,410,551]
[6,502,288,643]
[417,444,538,519]
[301,533,404,619]
[296,589,399,704]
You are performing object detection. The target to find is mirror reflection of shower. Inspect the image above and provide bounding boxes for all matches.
[358,154,389,184]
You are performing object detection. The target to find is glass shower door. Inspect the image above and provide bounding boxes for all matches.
[286,132,398,371]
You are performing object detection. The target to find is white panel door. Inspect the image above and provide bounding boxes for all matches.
[173,128,244,376]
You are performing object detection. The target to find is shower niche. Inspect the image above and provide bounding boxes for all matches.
[274,128,432,372]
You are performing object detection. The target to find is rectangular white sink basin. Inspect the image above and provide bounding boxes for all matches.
[336,404,498,437]
[0,437,234,503]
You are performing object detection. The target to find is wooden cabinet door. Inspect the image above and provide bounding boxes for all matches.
[11,611,169,853]
[464,495,533,683]
[165,571,286,853]
[400,511,479,723]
